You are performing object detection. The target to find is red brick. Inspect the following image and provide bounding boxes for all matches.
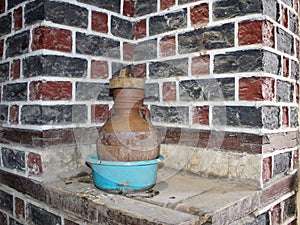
[91,60,108,79]
[282,6,288,28]
[10,60,20,80]
[123,42,134,61]
[239,77,274,101]
[134,20,146,40]
[262,157,272,183]
[29,81,72,101]
[0,40,3,60]
[191,55,210,75]
[160,0,175,10]
[283,57,289,77]
[292,149,298,169]
[15,197,25,220]
[134,63,146,78]
[9,105,19,124]
[27,152,43,175]
[123,0,134,17]
[190,4,209,27]
[91,104,109,123]
[239,20,274,47]
[163,82,176,101]
[32,26,72,52]
[282,106,289,127]
[294,0,299,13]
[270,204,281,225]
[0,0,5,14]
[193,106,209,125]
[13,7,22,31]
[92,11,108,33]
[160,36,176,57]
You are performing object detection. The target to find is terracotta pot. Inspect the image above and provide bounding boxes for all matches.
[97,74,160,162]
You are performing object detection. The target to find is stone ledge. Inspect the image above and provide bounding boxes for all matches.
[0,167,296,225]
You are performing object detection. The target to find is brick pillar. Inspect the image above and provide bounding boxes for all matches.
[0,0,299,224]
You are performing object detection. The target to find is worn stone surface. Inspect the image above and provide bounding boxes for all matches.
[145,83,159,102]
[111,16,133,39]
[21,105,87,125]
[290,107,298,127]
[290,60,299,80]
[134,39,157,61]
[149,58,188,78]
[273,152,291,176]
[263,0,278,22]
[0,190,13,214]
[0,13,11,36]
[179,78,235,101]
[214,50,262,74]
[262,106,280,129]
[76,32,120,58]
[135,0,157,16]
[289,11,298,35]
[151,105,189,125]
[7,0,25,9]
[23,55,87,78]
[277,28,293,55]
[6,31,29,57]
[262,131,298,152]
[27,203,62,225]
[149,9,187,36]
[2,83,27,102]
[213,0,262,20]
[276,80,293,102]
[213,106,262,128]
[76,82,111,101]
[263,51,281,75]
[0,105,8,123]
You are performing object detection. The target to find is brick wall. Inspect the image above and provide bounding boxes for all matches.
[0,0,299,224]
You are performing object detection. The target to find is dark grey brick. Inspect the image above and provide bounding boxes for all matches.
[111,16,133,39]
[290,60,299,80]
[27,203,62,225]
[178,0,198,5]
[179,23,234,53]
[2,148,25,171]
[6,31,30,57]
[0,63,9,82]
[276,80,293,102]
[135,0,157,17]
[134,39,157,61]
[151,105,189,125]
[76,82,112,101]
[283,196,296,220]
[0,13,11,36]
[112,62,130,77]
[25,0,88,28]
[21,105,87,125]
[149,58,188,78]
[273,152,291,176]
[214,50,263,74]
[3,83,27,101]
[277,28,293,55]
[23,55,87,78]
[0,190,13,213]
[0,212,7,225]
[263,51,280,75]
[0,105,8,122]
[213,106,262,128]
[9,218,23,225]
[7,0,26,9]
[263,0,278,21]
[213,0,262,20]
[77,0,121,13]
[76,32,120,58]
[262,106,280,129]
[145,83,159,102]
[179,78,235,101]
[245,213,269,225]
[290,107,298,128]
[289,12,299,35]
[149,9,187,36]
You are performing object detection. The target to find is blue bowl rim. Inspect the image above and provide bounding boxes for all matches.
[86,154,164,166]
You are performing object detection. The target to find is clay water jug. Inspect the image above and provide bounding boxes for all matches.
[96,68,160,162]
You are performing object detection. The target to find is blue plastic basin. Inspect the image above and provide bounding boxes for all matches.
[86,154,164,193]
